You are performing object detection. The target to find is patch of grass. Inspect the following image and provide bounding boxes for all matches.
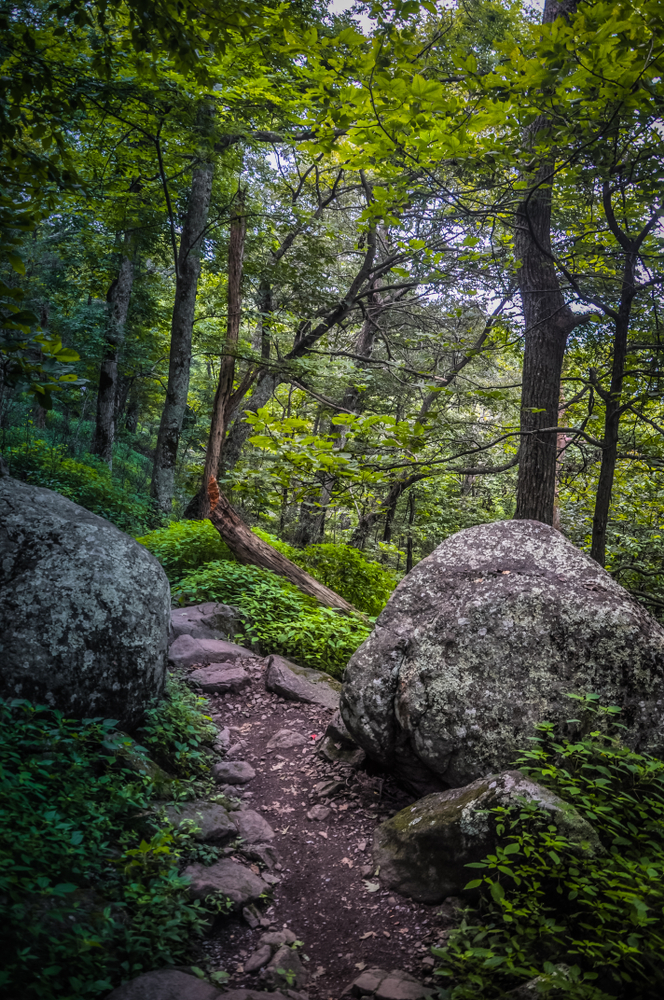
[139,677,218,777]
[254,531,395,616]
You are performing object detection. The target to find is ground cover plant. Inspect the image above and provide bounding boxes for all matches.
[0,685,226,1000]
[138,520,379,675]
[435,696,664,1000]
[172,558,371,677]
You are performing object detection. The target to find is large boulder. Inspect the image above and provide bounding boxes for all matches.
[341,520,664,793]
[0,476,170,728]
[372,770,602,903]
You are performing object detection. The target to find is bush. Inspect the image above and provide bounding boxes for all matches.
[435,695,664,1000]
[2,439,158,535]
[136,520,234,581]
[0,697,214,1000]
[140,677,218,776]
[254,531,395,615]
[172,560,371,677]
[298,542,395,616]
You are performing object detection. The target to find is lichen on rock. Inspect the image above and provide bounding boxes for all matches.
[0,476,170,728]
[372,769,602,903]
[340,520,664,793]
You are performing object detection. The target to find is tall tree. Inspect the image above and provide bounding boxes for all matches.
[150,163,214,512]
[90,239,134,466]
[197,190,247,517]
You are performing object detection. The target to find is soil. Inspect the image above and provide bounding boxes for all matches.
[191,654,456,999]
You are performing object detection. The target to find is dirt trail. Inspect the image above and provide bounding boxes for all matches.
[195,656,451,998]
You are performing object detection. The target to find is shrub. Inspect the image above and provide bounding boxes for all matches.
[2,439,158,535]
[298,542,395,616]
[139,676,218,776]
[435,695,664,1000]
[254,531,395,615]
[172,560,371,677]
[136,520,234,581]
[0,698,213,1000]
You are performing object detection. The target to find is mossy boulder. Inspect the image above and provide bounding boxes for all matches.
[0,475,170,727]
[373,770,602,903]
[340,520,664,793]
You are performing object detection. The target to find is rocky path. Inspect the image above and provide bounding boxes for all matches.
[165,604,456,1000]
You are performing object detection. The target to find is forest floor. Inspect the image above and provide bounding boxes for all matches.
[193,655,454,999]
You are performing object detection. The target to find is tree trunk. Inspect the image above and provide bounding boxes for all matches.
[513,0,578,524]
[207,476,357,613]
[196,195,246,518]
[150,164,214,512]
[91,248,134,467]
[253,277,272,360]
[405,489,416,573]
[125,382,140,433]
[590,255,636,565]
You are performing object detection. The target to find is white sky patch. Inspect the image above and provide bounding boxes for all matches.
[328,0,375,33]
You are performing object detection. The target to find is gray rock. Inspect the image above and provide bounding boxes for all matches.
[162,801,236,841]
[267,728,308,749]
[189,664,250,694]
[243,903,261,928]
[168,634,256,670]
[264,945,308,990]
[212,761,256,785]
[259,928,298,948]
[105,969,220,1000]
[316,735,366,768]
[372,770,602,903]
[326,709,357,749]
[341,519,664,793]
[215,726,231,748]
[348,968,389,997]
[244,944,273,973]
[265,655,340,710]
[375,970,434,1000]
[233,808,275,842]
[170,602,241,642]
[221,992,303,1000]
[306,804,331,822]
[243,842,281,869]
[0,476,170,728]
[312,779,345,800]
[183,858,267,908]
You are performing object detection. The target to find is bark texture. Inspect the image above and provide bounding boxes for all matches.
[590,182,643,565]
[197,197,246,518]
[514,0,578,524]
[206,477,357,614]
[91,250,134,467]
[150,164,214,512]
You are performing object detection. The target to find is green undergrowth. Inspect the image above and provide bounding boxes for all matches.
[1,439,159,535]
[171,559,371,677]
[137,519,234,579]
[253,529,396,617]
[138,519,383,676]
[436,695,664,1000]
[140,677,218,777]
[0,681,228,1000]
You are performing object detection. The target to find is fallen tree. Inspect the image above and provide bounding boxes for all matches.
[206,477,358,614]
